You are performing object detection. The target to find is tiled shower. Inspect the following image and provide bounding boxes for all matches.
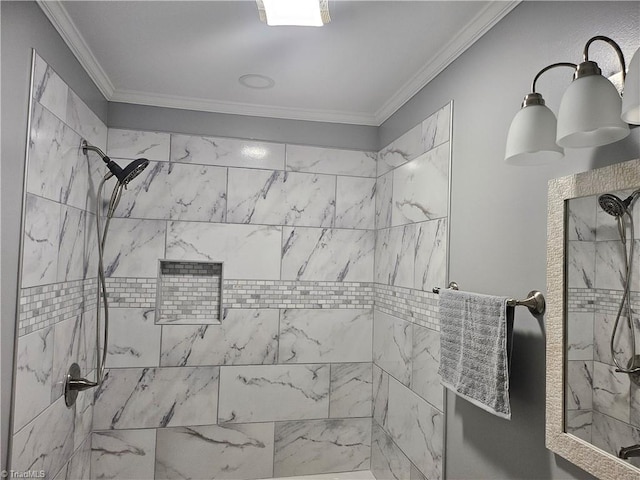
[9,52,450,480]
[566,191,640,467]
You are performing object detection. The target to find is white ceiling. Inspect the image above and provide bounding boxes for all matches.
[40,1,519,125]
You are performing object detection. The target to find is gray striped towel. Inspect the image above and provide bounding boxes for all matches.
[437,289,513,419]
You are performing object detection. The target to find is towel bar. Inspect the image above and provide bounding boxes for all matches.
[432,282,546,315]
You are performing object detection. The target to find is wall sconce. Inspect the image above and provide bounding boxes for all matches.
[505,36,640,165]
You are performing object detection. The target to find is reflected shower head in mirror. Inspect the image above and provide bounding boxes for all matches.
[598,190,640,217]
[81,140,149,186]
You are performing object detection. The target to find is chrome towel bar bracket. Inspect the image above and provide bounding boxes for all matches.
[432,282,546,315]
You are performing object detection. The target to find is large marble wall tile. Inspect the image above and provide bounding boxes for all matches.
[410,464,428,480]
[592,411,640,469]
[171,134,285,170]
[66,89,107,151]
[421,103,450,152]
[273,418,371,477]
[375,172,393,230]
[373,364,389,429]
[567,312,594,361]
[565,410,593,443]
[102,218,166,278]
[595,240,640,291]
[33,53,68,121]
[66,435,92,480]
[13,327,54,432]
[371,421,411,480]
[27,103,88,210]
[335,177,376,230]
[593,361,630,423]
[594,312,632,366]
[93,366,219,429]
[51,315,93,402]
[22,194,60,288]
[167,222,281,280]
[631,382,640,428]
[414,218,447,291]
[92,429,156,480]
[83,213,98,279]
[373,310,412,386]
[218,364,330,423]
[107,308,160,368]
[329,363,373,418]
[281,227,374,282]
[375,225,415,288]
[386,377,443,480]
[378,124,423,176]
[411,324,443,412]
[11,397,75,479]
[567,195,597,241]
[391,143,449,226]
[286,145,376,177]
[57,207,85,282]
[73,368,94,452]
[566,241,596,289]
[116,162,227,222]
[160,309,279,366]
[566,360,593,410]
[155,423,275,480]
[107,129,170,161]
[227,169,335,227]
[279,309,373,364]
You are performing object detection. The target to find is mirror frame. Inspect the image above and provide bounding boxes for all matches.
[546,158,640,480]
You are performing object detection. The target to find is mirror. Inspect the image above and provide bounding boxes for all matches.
[547,158,640,480]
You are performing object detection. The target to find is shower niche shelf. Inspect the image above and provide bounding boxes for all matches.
[155,260,224,325]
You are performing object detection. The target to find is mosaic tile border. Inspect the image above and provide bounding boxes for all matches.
[19,279,445,336]
[374,283,440,330]
[568,288,640,314]
[18,278,97,336]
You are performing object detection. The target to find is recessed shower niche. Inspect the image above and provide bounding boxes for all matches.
[155,260,224,324]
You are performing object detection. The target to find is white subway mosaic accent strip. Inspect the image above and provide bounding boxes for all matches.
[374,283,440,330]
[18,278,96,336]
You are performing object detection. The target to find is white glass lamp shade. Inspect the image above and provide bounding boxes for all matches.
[505,104,564,165]
[557,74,630,148]
[622,48,640,125]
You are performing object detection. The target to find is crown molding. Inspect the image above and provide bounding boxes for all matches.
[111,89,379,126]
[37,0,115,99]
[38,0,519,126]
[374,0,521,125]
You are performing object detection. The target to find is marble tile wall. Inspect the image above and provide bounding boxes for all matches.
[371,103,451,480]
[565,191,640,467]
[86,125,378,479]
[11,52,107,479]
[12,52,451,480]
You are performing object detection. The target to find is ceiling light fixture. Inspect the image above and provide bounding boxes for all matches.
[256,0,330,27]
[239,74,275,89]
[505,36,640,165]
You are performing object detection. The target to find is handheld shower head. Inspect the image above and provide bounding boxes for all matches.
[82,140,149,186]
[598,190,640,217]
[106,158,150,186]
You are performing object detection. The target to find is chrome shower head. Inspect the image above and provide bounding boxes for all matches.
[598,190,640,217]
[82,140,149,186]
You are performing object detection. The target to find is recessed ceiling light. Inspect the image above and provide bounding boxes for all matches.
[238,74,275,89]
[255,0,330,27]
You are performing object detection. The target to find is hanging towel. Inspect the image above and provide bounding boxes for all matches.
[437,289,514,419]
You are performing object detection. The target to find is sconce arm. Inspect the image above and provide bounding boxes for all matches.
[583,35,626,81]
[531,62,577,93]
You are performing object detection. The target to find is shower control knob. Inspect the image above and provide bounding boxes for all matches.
[64,363,98,407]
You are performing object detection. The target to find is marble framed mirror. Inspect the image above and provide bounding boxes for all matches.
[547,158,640,480]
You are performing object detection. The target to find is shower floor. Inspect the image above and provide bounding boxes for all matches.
[271,471,375,480]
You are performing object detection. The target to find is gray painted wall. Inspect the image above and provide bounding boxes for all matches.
[1,1,107,470]
[380,2,640,479]
[108,102,379,150]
